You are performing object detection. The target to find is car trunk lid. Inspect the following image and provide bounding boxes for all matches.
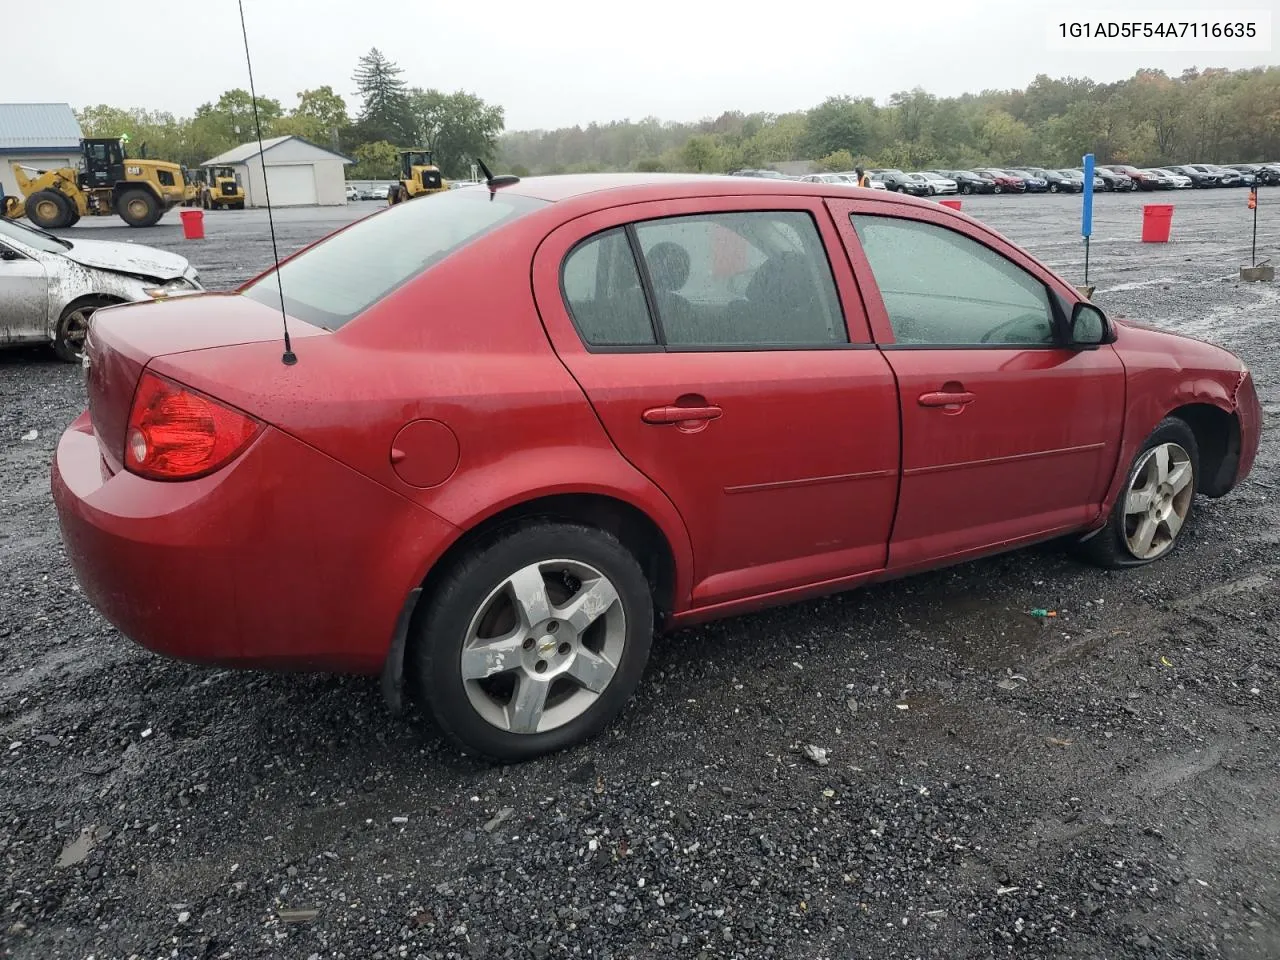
[85,293,326,473]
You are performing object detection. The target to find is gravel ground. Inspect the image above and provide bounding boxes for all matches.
[1,190,1277,960]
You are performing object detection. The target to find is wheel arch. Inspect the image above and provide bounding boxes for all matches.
[420,491,681,628]
[46,292,129,343]
[381,489,687,715]
[1098,382,1242,520]
[1167,401,1241,498]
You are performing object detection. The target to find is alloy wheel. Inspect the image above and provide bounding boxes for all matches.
[460,559,626,735]
[1123,442,1194,560]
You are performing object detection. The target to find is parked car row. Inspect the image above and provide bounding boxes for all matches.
[732,161,1280,195]
[345,184,392,201]
[1109,163,1280,190]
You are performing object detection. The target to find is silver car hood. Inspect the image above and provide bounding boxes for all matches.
[60,239,191,281]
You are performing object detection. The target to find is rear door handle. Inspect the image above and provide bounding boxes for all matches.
[918,391,977,408]
[642,404,723,424]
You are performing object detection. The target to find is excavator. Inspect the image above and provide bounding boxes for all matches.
[1,138,188,228]
[387,149,448,205]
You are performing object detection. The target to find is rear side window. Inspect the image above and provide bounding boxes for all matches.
[242,190,546,330]
[634,211,845,347]
[562,228,655,346]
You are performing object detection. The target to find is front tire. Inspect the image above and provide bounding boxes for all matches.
[410,522,654,761]
[993,185,1003,194]
[54,298,113,363]
[1074,417,1199,568]
[962,184,973,195]
[27,190,73,229]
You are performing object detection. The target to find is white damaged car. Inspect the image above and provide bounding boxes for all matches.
[0,218,202,362]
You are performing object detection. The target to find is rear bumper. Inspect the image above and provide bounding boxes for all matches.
[52,411,456,673]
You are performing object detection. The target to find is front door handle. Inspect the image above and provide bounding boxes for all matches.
[918,391,977,408]
[642,404,723,425]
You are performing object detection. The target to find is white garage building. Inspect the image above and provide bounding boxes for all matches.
[0,103,84,198]
[202,136,351,207]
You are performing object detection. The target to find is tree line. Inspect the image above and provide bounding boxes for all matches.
[74,62,1278,183]
[497,66,1280,176]
[76,49,505,181]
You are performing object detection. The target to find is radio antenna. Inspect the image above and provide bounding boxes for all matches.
[237,0,296,366]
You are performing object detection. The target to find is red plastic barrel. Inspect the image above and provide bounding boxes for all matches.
[1141,204,1173,243]
[179,209,204,240]
[938,199,962,210]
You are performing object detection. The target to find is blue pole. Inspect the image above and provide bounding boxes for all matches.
[1082,153,1095,286]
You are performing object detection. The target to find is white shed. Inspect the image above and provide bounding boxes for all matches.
[0,103,84,198]
[202,136,351,207]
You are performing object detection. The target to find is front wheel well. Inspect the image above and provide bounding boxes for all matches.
[1168,402,1240,497]
[61,293,126,314]
[418,494,677,628]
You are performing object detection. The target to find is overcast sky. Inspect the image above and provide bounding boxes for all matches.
[9,0,1276,130]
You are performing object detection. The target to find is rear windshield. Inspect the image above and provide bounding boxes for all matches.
[241,189,546,330]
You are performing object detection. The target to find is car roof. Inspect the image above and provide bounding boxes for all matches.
[498,172,936,207]
[467,172,966,225]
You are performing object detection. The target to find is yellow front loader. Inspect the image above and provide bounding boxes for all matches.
[388,149,448,205]
[193,165,246,210]
[4,138,188,229]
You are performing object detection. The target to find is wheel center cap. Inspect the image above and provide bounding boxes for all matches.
[537,637,558,656]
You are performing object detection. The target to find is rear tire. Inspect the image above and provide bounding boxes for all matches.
[410,521,654,762]
[27,190,73,229]
[116,188,161,227]
[1073,417,1200,569]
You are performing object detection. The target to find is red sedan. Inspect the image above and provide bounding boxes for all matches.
[52,174,1262,761]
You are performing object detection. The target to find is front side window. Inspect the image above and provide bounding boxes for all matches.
[242,189,546,330]
[633,211,846,348]
[851,215,1055,347]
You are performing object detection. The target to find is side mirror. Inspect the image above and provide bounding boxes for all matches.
[1070,301,1108,346]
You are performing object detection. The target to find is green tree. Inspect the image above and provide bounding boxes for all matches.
[974,109,1032,164]
[350,140,400,179]
[77,106,191,165]
[408,88,505,177]
[199,89,283,140]
[817,149,854,171]
[888,88,937,147]
[352,48,414,144]
[278,86,350,149]
[804,96,867,158]
[680,135,721,172]
[1127,69,1182,160]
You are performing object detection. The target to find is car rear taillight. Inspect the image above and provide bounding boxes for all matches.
[124,371,263,481]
